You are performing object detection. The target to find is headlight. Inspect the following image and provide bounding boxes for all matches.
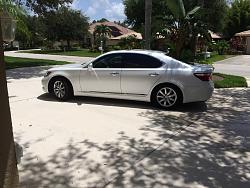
[44,71,52,77]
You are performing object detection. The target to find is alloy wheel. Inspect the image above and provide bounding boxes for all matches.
[53,81,66,99]
[156,87,178,107]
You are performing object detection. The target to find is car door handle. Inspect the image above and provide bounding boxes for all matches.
[149,73,159,77]
[110,72,119,76]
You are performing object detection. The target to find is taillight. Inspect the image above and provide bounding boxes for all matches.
[194,73,212,81]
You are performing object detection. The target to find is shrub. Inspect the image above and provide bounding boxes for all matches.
[180,49,194,63]
[112,45,122,50]
[215,40,229,55]
[118,35,141,49]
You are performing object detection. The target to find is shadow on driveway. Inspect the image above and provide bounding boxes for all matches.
[6,66,51,80]
[18,89,250,188]
[37,93,208,113]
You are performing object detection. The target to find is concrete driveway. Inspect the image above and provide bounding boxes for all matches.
[214,55,250,85]
[7,66,250,188]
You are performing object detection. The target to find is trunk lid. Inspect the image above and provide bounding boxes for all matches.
[192,63,214,73]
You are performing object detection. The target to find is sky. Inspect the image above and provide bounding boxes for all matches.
[71,0,126,22]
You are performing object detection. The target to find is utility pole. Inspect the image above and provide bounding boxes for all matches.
[0,13,19,188]
[145,0,152,50]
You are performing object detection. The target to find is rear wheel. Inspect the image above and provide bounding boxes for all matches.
[50,78,73,101]
[152,85,181,109]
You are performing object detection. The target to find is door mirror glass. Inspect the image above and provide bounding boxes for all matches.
[88,63,93,71]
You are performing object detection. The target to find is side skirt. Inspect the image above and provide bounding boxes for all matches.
[74,91,151,102]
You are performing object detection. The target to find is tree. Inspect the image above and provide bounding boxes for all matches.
[145,0,152,49]
[183,0,227,32]
[124,0,169,33]
[0,1,23,187]
[165,0,202,59]
[124,0,226,60]
[124,0,227,34]
[13,0,73,15]
[96,18,109,23]
[25,15,46,48]
[224,0,250,37]
[43,6,89,49]
[15,14,32,48]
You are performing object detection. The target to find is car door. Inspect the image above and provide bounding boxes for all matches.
[80,54,122,93]
[121,53,165,95]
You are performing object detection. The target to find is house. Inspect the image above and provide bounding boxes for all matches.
[235,30,250,54]
[209,31,224,41]
[86,21,142,47]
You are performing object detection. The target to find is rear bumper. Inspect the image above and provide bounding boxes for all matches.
[183,81,214,103]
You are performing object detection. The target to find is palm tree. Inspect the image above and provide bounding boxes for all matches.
[0,1,23,187]
[165,0,201,59]
[145,0,152,50]
[93,24,111,47]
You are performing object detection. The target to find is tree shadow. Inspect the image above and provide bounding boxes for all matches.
[16,89,250,187]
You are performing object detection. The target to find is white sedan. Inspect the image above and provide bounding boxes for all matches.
[42,50,214,108]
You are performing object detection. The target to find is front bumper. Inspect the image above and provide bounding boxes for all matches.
[41,77,49,93]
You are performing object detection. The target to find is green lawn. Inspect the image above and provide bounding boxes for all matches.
[198,52,235,64]
[213,73,248,88]
[23,49,101,58]
[5,56,69,69]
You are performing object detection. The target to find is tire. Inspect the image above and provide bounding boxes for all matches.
[151,84,182,109]
[50,77,73,101]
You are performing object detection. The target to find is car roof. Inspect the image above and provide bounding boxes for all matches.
[103,49,173,61]
[104,49,165,56]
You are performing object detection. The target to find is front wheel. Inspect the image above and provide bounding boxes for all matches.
[50,78,73,101]
[152,85,181,109]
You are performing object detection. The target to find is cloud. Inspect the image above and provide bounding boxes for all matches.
[86,6,97,16]
[71,0,80,9]
[72,0,126,21]
[105,2,125,21]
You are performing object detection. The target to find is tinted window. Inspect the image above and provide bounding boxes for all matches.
[93,55,122,68]
[124,54,162,68]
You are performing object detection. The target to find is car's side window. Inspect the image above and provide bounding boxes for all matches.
[93,55,123,68]
[124,54,162,68]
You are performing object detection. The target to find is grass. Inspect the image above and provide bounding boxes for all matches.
[213,73,248,88]
[5,56,69,69]
[197,52,235,64]
[23,49,101,58]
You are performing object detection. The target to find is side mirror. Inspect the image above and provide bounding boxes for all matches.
[88,63,93,71]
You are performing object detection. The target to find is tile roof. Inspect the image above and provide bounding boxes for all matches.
[111,32,142,40]
[89,21,140,38]
[235,30,250,37]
